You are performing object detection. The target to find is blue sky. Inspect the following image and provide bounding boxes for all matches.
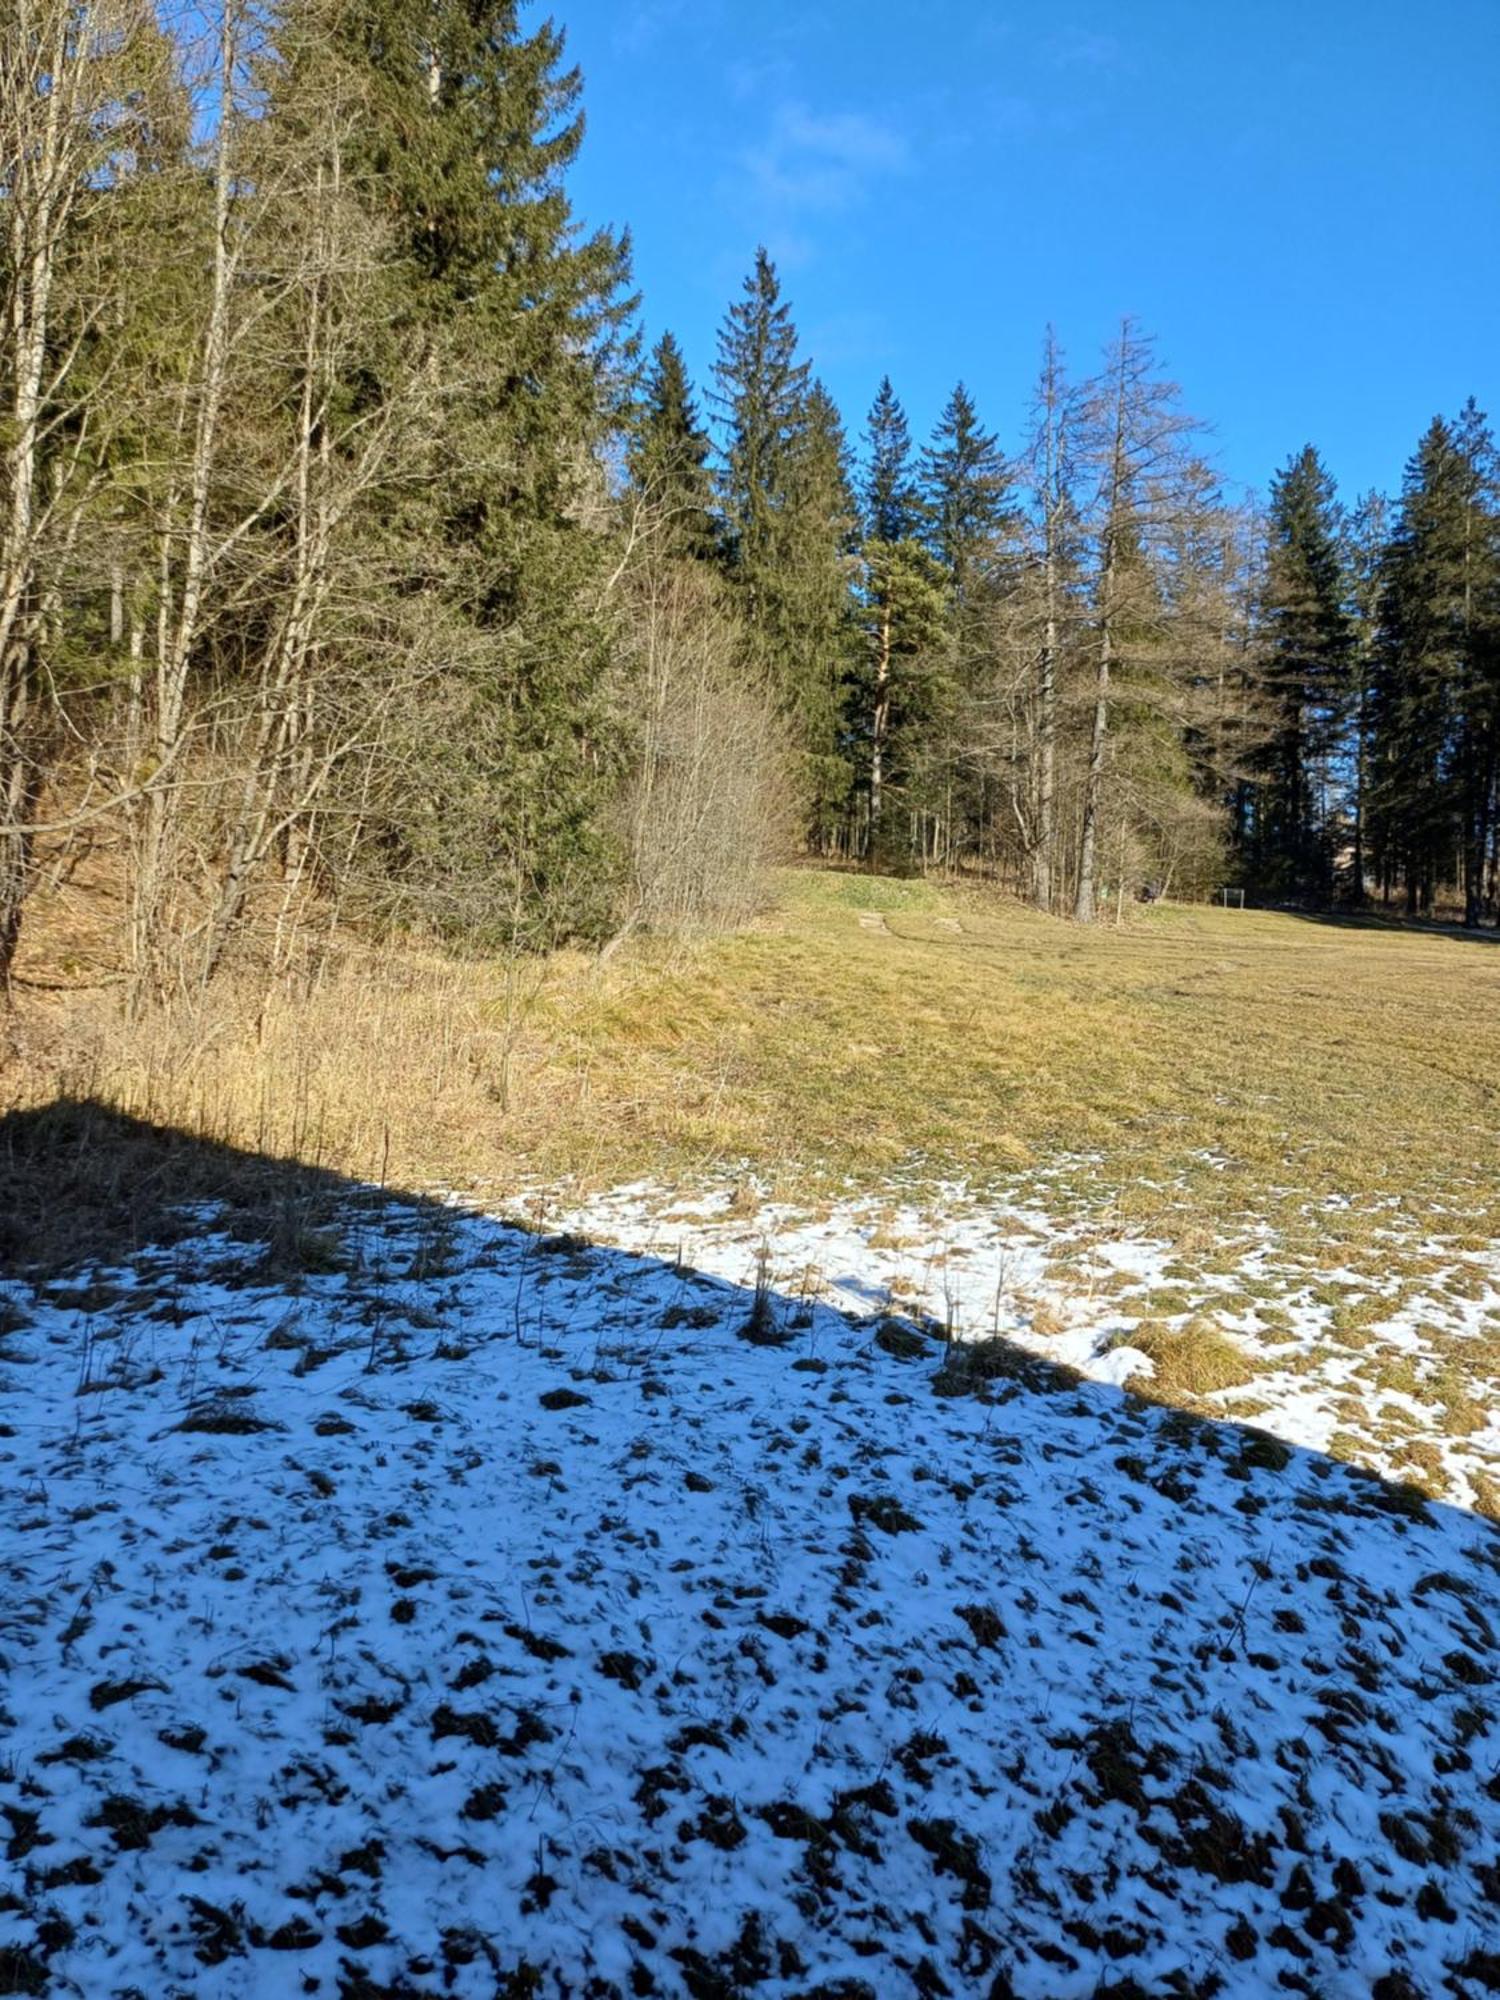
[552,0,1499,505]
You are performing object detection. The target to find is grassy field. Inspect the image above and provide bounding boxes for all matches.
[13,865,1500,1504]
[529,870,1500,1233]
[29,865,1496,1230]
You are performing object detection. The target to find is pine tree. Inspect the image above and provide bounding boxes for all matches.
[1253,446,1351,901]
[629,332,716,562]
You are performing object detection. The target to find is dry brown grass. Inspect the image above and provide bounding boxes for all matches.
[1127,1318,1259,1398]
[8,867,1500,1289]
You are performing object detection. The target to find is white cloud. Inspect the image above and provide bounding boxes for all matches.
[739,100,911,216]
[1046,25,1121,69]
[611,0,693,56]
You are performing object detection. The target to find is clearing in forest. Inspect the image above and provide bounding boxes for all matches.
[3,877,1499,1995]
[499,871,1500,1513]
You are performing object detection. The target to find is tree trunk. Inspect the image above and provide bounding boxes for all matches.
[0,0,88,986]
[1034,563,1057,911]
[131,0,241,1002]
[1074,605,1110,924]
[869,599,892,843]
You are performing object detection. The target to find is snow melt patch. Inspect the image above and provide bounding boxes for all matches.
[531,1173,1500,1510]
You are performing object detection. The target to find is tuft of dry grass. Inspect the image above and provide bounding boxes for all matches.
[1126,1319,1259,1399]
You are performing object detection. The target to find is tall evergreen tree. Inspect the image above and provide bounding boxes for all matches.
[781,382,860,836]
[713,248,811,587]
[916,381,1016,880]
[628,331,716,562]
[713,252,853,827]
[863,377,919,543]
[1369,412,1500,919]
[853,379,946,854]
[327,0,635,946]
[1451,400,1500,924]
[921,382,1012,610]
[1252,446,1351,901]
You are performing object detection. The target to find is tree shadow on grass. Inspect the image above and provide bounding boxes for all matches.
[1,1098,1499,2000]
[1276,905,1500,946]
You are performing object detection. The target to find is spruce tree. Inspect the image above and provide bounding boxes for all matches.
[1370,412,1500,919]
[921,382,1012,610]
[1451,400,1500,924]
[714,248,811,586]
[713,252,854,829]
[918,381,1015,878]
[855,380,948,858]
[629,332,716,562]
[864,377,920,543]
[1253,446,1351,901]
[327,0,635,946]
[780,382,861,837]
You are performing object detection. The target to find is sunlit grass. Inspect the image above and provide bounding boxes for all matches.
[19,866,1500,1300]
[523,870,1500,1271]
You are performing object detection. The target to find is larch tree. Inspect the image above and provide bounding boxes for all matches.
[1073,321,1203,923]
[0,0,169,988]
[1342,489,1390,904]
[1018,333,1082,910]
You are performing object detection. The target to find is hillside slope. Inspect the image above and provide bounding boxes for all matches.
[3,1183,1498,1999]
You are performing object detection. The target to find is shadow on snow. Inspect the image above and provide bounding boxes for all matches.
[1,1099,1498,2000]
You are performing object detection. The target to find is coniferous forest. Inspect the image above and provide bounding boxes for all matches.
[4,0,1500,1013]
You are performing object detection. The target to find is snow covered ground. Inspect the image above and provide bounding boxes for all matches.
[3,1180,1499,1998]
[532,1172,1500,1512]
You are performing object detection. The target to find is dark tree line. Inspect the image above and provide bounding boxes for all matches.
[3,0,1494,1017]
[1248,412,1500,920]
